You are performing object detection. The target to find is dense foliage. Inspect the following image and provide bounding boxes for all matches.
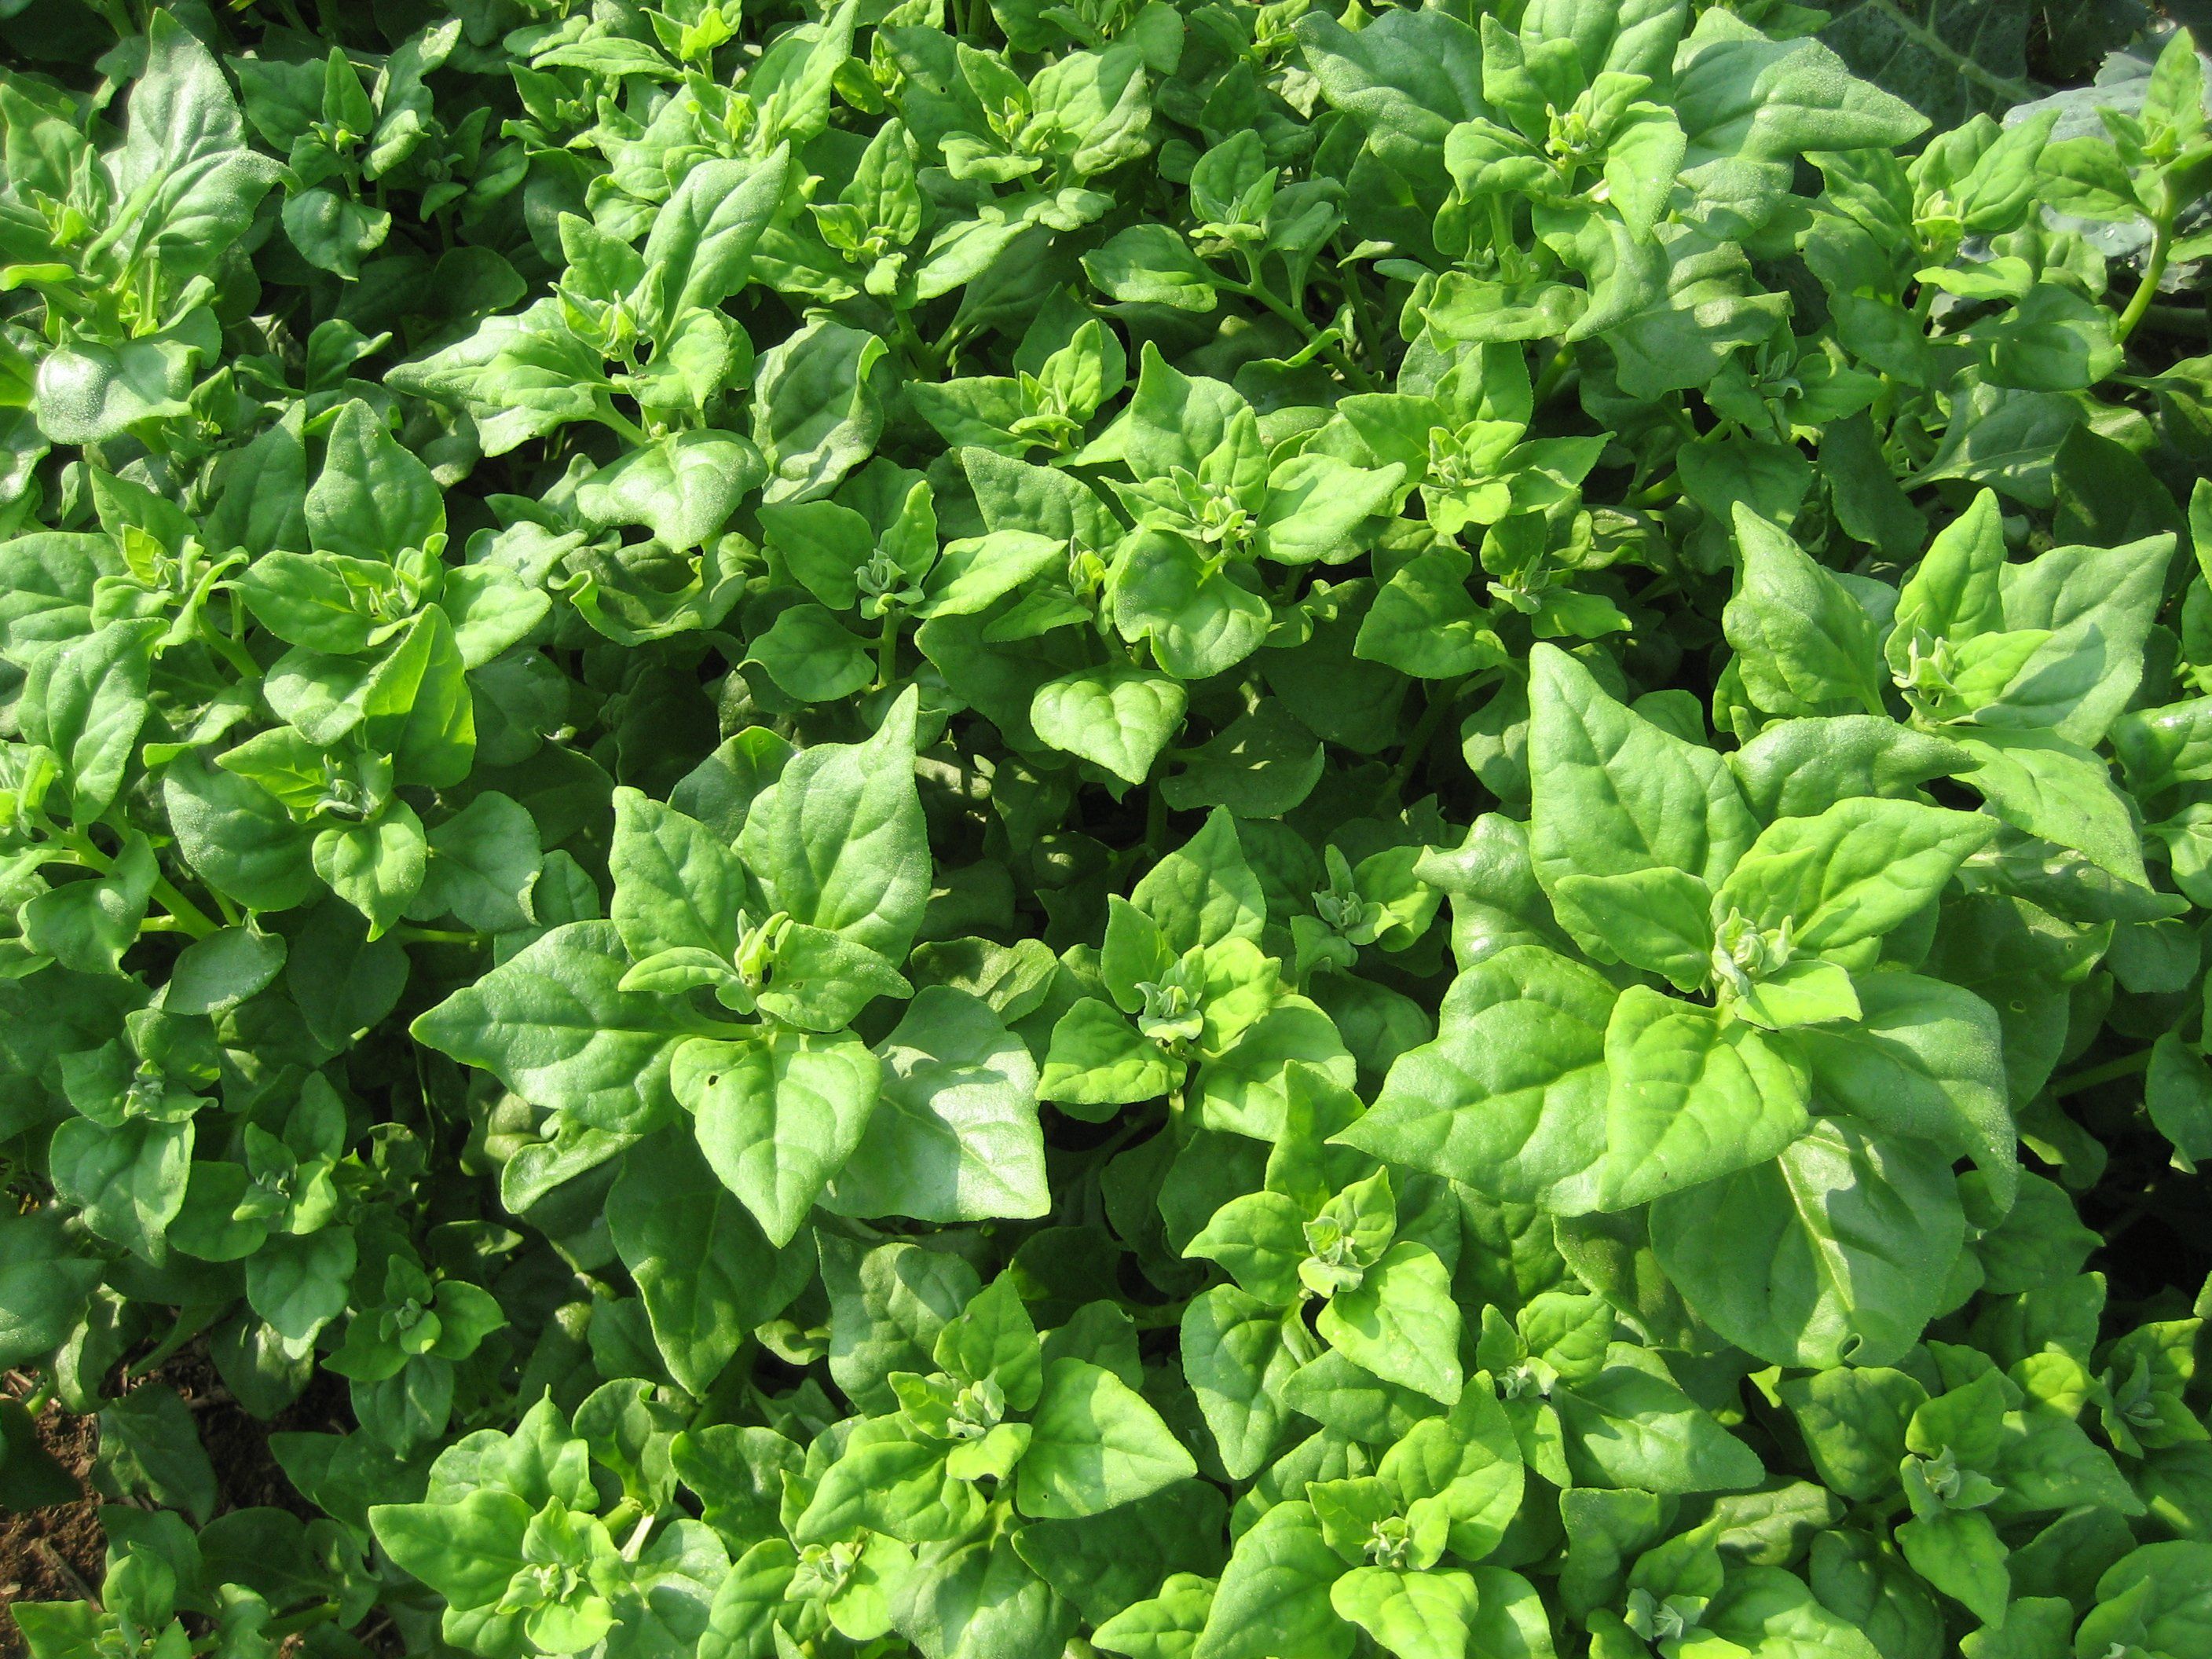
[5,2,2212,1657]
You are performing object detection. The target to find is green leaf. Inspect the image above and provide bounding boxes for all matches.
[609,1129,810,1397]
[49,1116,191,1262]
[1551,1357,1765,1493]
[1543,867,1715,991]
[1161,701,1327,818]
[1182,1286,1297,1480]
[1041,998,1174,1111]
[1356,548,1506,680]
[1896,1507,2009,1626]
[114,11,283,280]
[1650,1117,1965,1368]
[1017,1355,1199,1519]
[370,1489,532,1614]
[1343,947,1613,1213]
[245,1225,355,1342]
[22,830,157,974]
[1195,1501,1353,1659]
[753,316,895,504]
[611,788,749,962]
[1084,225,1220,311]
[1797,973,2016,1207]
[0,1210,103,1368]
[1717,797,1996,951]
[2075,1542,2212,1659]
[1730,716,1973,821]
[1599,987,1810,1209]
[96,1384,220,1525]
[1317,1242,1462,1404]
[578,431,766,551]
[1674,30,1928,162]
[1133,808,1268,954]
[677,1025,881,1247]
[1529,643,1757,958]
[1111,534,1272,682]
[1329,1567,1478,1659]
[1031,667,1188,785]
[1703,1565,1887,1659]
[894,1528,1075,1659]
[312,805,428,939]
[1956,730,2150,888]
[410,920,700,1133]
[308,400,444,562]
[741,687,931,961]
[163,750,317,913]
[1095,1573,1218,1659]
[1780,1365,1929,1503]
[1724,506,1888,716]
[824,987,1049,1224]
[821,1236,982,1415]
[748,602,875,701]
[24,618,159,823]
[642,145,792,323]
[418,792,540,936]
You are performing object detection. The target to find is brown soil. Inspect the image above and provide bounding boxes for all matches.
[0,1383,104,1657]
[1,1345,356,1656]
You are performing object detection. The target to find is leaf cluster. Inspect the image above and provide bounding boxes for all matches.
[5,6,2212,1659]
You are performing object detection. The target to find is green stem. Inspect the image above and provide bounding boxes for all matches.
[1532,345,1574,408]
[2115,218,2174,349]
[2135,299,2210,339]
[392,925,491,947]
[892,309,941,379]
[875,610,899,690]
[262,1602,339,1643]
[1221,276,1379,393]
[57,830,112,873]
[200,616,259,682]
[1488,196,1516,272]
[932,316,967,368]
[130,1302,220,1377]
[148,880,218,939]
[595,398,651,446]
[1335,259,1381,372]
[1388,676,1467,800]
[2052,1049,2152,1096]
[1143,778,1167,855]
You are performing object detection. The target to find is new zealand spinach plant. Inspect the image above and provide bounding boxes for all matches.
[4,3,2212,1659]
